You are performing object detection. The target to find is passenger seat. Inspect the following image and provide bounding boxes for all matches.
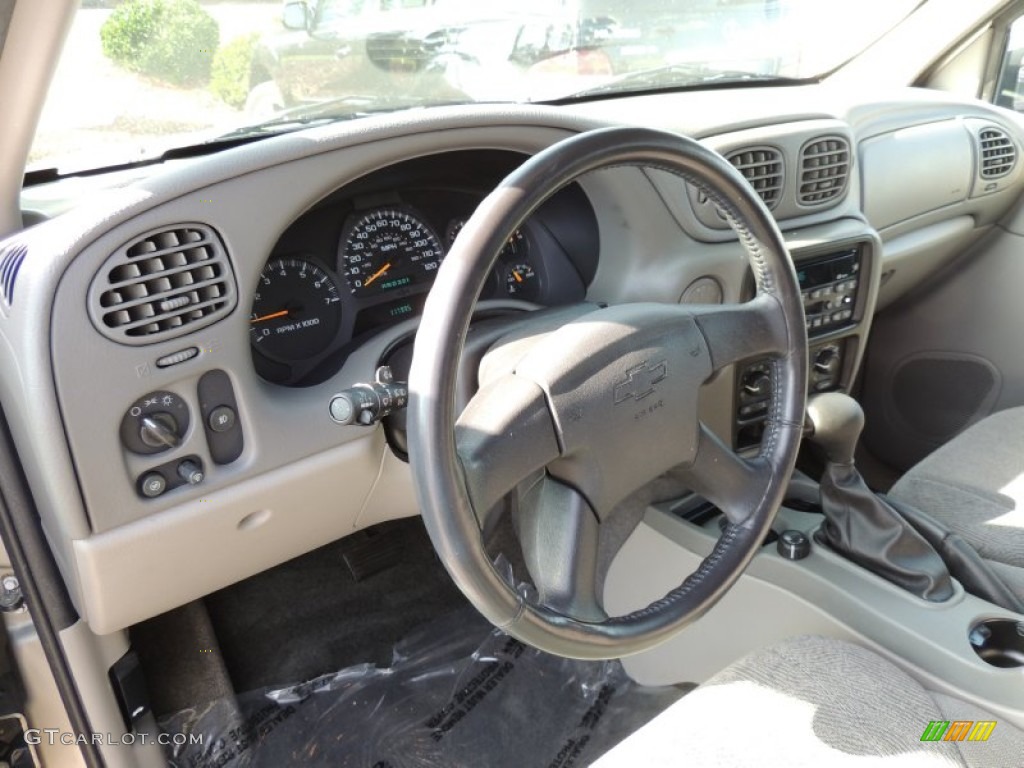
[887,407,1024,599]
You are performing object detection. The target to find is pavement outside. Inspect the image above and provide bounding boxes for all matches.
[30,3,282,172]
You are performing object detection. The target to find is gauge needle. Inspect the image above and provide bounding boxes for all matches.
[512,271,523,283]
[250,309,290,324]
[363,262,392,288]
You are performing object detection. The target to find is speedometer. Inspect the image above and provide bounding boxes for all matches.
[340,208,444,297]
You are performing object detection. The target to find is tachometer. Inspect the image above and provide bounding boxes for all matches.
[249,258,342,361]
[340,208,444,297]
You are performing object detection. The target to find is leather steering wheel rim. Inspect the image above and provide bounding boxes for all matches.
[408,126,807,660]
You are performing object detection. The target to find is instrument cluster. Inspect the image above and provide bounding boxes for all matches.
[249,156,598,387]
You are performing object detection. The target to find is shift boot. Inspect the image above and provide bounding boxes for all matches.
[807,393,954,602]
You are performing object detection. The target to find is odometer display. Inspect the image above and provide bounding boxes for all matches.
[340,208,444,297]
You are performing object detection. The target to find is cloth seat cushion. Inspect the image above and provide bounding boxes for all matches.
[887,407,1024,598]
[592,635,1024,767]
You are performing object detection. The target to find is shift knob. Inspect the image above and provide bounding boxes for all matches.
[805,392,864,465]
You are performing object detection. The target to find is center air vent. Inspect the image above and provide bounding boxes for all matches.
[88,224,237,345]
[725,146,783,209]
[978,126,1016,179]
[798,136,850,206]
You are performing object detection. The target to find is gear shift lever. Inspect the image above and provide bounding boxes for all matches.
[805,393,954,602]
[805,393,862,465]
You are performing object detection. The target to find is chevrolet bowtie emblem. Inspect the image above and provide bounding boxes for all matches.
[614,360,668,403]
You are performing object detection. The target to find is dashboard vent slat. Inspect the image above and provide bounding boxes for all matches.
[978,126,1016,179]
[89,224,236,345]
[798,136,850,206]
[725,146,783,209]
[0,241,28,308]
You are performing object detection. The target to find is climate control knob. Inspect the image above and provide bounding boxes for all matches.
[814,347,841,376]
[740,367,771,400]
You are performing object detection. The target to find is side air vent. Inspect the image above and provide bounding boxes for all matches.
[0,241,28,308]
[798,136,850,206]
[725,146,783,209]
[88,224,236,345]
[978,126,1016,179]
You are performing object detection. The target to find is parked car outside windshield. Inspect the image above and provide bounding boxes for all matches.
[27,0,920,177]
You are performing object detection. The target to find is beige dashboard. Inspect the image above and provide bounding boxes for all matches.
[3,85,1023,634]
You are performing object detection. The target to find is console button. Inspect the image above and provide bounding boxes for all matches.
[777,530,811,560]
[139,472,167,498]
[739,401,768,418]
[177,460,204,485]
[197,370,243,465]
[208,405,236,434]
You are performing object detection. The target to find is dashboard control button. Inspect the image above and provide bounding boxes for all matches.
[177,460,204,485]
[739,401,768,418]
[777,529,811,560]
[742,373,771,399]
[139,472,167,498]
[329,396,355,424]
[198,370,244,465]
[139,413,181,450]
[208,405,236,433]
[156,347,199,368]
[813,346,841,376]
[0,575,24,613]
[120,391,190,455]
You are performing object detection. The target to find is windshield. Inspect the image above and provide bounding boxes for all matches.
[29,0,922,175]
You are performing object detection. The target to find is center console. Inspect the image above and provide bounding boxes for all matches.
[735,241,870,449]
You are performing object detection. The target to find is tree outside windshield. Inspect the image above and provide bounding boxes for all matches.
[28,0,919,175]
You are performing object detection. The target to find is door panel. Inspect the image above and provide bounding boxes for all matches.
[862,213,1024,471]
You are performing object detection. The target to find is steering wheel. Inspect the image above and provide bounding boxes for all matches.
[407,126,807,660]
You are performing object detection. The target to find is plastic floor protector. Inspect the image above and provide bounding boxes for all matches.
[160,607,684,767]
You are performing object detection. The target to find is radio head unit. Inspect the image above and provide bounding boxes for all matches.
[796,246,861,336]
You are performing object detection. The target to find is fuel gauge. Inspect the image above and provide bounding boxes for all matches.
[504,263,540,302]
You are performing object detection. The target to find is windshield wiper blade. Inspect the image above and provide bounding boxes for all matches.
[546,64,814,104]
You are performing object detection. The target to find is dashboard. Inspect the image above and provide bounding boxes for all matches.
[5,87,1024,636]
[248,150,597,386]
